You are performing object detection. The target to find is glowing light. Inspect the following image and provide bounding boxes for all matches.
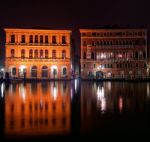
[19,84,26,102]
[1,83,5,98]
[19,65,26,73]
[0,68,4,72]
[75,79,77,93]
[119,97,123,112]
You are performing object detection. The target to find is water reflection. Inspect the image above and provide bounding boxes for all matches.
[5,82,71,136]
[2,81,150,138]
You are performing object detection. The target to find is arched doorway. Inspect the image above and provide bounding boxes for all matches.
[41,66,48,78]
[61,66,67,77]
[19,65,27,78]
[51,65,58,78]
[96,71,104,79]
[31,66,37,78]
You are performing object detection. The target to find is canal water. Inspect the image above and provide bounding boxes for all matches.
[0,80,150,141]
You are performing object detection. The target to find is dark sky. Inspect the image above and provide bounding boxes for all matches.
[0,0,150,46]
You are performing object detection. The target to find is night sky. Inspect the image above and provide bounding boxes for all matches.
[0,0,150,47]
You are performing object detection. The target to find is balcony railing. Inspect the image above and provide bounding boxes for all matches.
[6,57,71,62]
[6,42,70,46]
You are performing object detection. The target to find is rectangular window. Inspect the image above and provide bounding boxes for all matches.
[21,35,25,43]
[40,35,43,43]
[29,35,33,43]
[35,35,38,43]
[62,36,66,44]
[52,36,56,44]
[45,35,48,44]
[10,35,15,43]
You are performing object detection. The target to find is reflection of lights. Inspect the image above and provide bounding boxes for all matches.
[100,53,106,59]
[97,86,106,113]
[75,79,77,93]
[119,97,123,112]
[147,83,150,97]
[19,84,26,102]
[1,83,5,98]
[53,84,57,101]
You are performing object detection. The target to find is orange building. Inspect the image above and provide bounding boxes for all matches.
[5,82,71,136]
[4,28,72,79]
[80,29,148,79]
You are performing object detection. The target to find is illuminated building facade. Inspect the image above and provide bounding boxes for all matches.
[5,82,71,135]
[80,29,147,79]
[4,28,72,79]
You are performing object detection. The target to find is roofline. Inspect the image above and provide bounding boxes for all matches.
[4,28,72,33]
[79,29,148,32]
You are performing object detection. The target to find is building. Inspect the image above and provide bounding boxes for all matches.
[5,82,71,135]
[4,28,72,79]
[80,29,147,79]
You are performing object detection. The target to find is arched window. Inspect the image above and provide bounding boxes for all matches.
[45,35,48,43]
[52,50,56,58]
[21,49,25,58]
[12,67,16,75]
[83,52,86,59]
[41,66,48,77]
[29,49,33,58]
[11,49,15,58]
[62,36,66,44]
[29,35,33,43]
[45,50,48,58]
[40,35,43,43]
[52,36,56,44]
[31,66,37,77]
[62,50,66,59]
[91,52,94,59]
[21,35,25,43]
[34,50,38,58]
[40,50,43,58]
[62,67,67,75]
[35,35,38,43]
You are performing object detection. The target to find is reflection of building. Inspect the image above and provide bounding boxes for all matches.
[5,82,71,135]
[80,29,147,79]
[4,28,72,79]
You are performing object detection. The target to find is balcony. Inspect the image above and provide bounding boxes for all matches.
[6,57,71,62]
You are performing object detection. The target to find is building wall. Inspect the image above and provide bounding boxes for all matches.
[80,29,147,79]
[4,28,72,79]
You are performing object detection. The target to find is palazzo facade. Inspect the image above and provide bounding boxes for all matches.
[80,29,147,79]
[4,28,72,79]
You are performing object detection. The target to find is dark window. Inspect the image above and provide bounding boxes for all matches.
[82,33,86,36]
[83,64,85,68]
[135,51,138,59]
[62,50,66,58]
[21,35,25,43]
[83,41,86,46]
[40,50,43,58]
[11,49,15,57]
[91,52,94,59]
[52,50,56,58]
[21,49,25,58]
[45,50,48,58]
[35,35,38,43]
[34,50,38,58]
[29,35,33,43]
[144,63,146,68]
[63,68,67,75]
[83,52,86,59]
[12,67,16,75]
[40,35,43,43]
[136,63,138,68]
[94,64,95,68]
[29,49,33,58]
[62,36,66,44]
[10,35,15,43]
[143,51,146,59]
[52,36,56,44]
[45,35,48,43]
